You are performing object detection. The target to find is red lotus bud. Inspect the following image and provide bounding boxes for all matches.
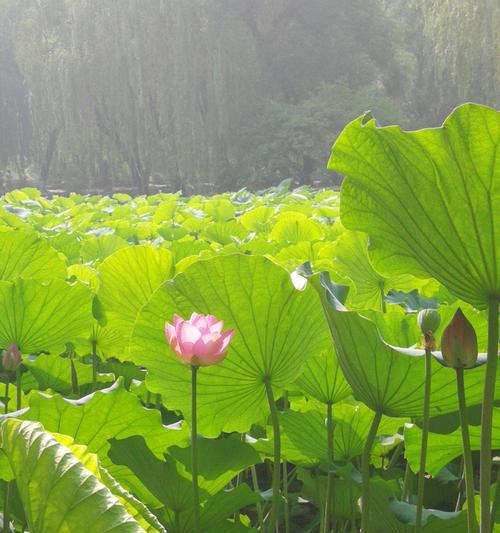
[2,342,21,372]
[440,308,478,369]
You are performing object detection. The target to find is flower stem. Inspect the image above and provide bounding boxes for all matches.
[251,465,264,529]
[4,378,9,414]
[402,461,414,502]
[191,365,200,533]
[456,367,479,532]
[16,366,21,410]
[324,402,335,533]
[415,349,432,531]
[3,480,11,531]
[264,378,281,532]
[91,340,98,392]
[480,297,499,533]
[490,465,500,527]
[282,392,290,533]
[361,410,382,533]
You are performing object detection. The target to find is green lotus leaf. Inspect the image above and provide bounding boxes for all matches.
[253,403,404,466]
[108,434,261,532]
[67,263,100,291]
[153,199,178,223]
[294,350,351,405]
[200,221,247,245]
[328,103,500,308]
[21,354,113,394]
[0,278,93,354]
[109,434,259,501]
[298,468,360,521]
[317,294,493,417]
[51,432,165,533]
[81,233,128,262]
[269,212,323,243]
[97,245,173,357]
[0,231,66,281]
[19,381,189,500]
[331,230,430,311]
[203,197,236,221]
[240,206,275,232]
[0,419,149,532]
[130,254,331,436]
[368,477,467,532]
[405,408,500,475]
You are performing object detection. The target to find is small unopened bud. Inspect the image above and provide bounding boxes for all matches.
[2,342,21,371]
[417,309,441,335]
[441,308,478,369]
[418,309,440,351]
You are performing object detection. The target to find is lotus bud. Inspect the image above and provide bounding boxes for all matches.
[418,309,440,351]
[417,309,441,335]
[440,308,478,369]
[2,342,21,371]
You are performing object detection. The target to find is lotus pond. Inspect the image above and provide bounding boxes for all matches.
[0,103,499,533]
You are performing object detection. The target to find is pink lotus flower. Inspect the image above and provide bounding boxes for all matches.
[165,313,234,367]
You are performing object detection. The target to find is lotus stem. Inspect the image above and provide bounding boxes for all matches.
[251,465,265,529]
[4,378,9,414]
[360,410,382,532]
[480,297,499,532]
[490,465,500,528]
[3,480,11,532]
[16,366,21,410]
[283,391,290,533]
[264,378,281,533]
[456,367,479,532]
[402,461,414,502]
[91,340,98,392]
[455,457,465,512]
[68,344,79,395]
[191,365,200,533]
[387,442,403,470]
[415,349,432,531]
[324,402,335,533]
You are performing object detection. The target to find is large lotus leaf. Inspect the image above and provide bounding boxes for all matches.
[319,297,492,417]
[361,310,420,347]
[130,254,331,436]
[294,351,351,405]
[0,278,93,353]
[50,433,165,533]
[298,468,360,522]
[269,212,323,243]
[253,404,404,466]
[203,197,236,221]
[108,435,261,532]
[405,408,500,475]
[240,206,275,232]
[109,434,259,504]
[200,221,247,245]
[272,241,336,273]
[97,245,173,357]
[331,230,430,311]
[21,354,114,394]
[0,419,147,533]
[368,478,467,532]
[328,103,500,308]
[19,381,189,500]
[197,484,261,533]
[0,231,66,281]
